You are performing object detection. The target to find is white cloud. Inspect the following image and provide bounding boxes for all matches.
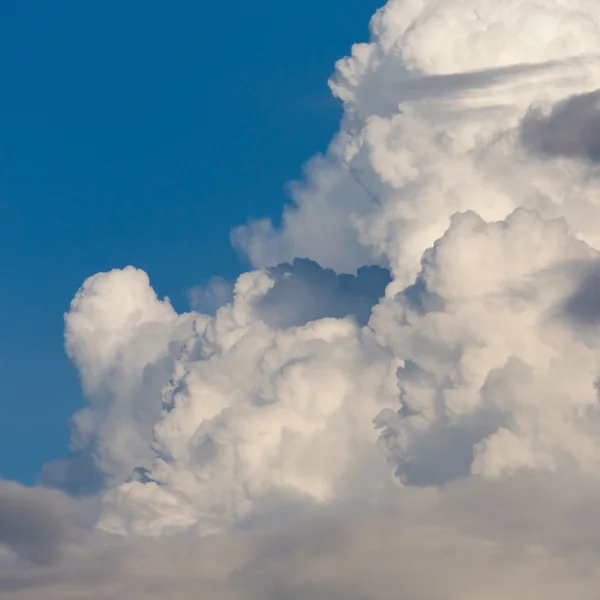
[57,0,600,543]
[58,266,199,488]
[6,0,600,595]
[62,266,398,536]
[372,208,600,483]
[234,0,600,288]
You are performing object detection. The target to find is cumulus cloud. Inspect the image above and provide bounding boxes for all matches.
[372,208,600,483]
[234,0,600,286]
[7,0,600,596]
[58,265,398,536]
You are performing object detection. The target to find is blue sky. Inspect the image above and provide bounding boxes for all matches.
[0,1,383,483]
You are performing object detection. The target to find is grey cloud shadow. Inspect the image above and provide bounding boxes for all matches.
[563,270,600,324]
[556,260,600,325]
[255,258,391,329]
[0,483,71,566]
[521,89,600,163]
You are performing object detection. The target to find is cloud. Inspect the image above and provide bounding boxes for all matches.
[8,0,600,596]
[52,266,199,492]
[50,210,600,537]
[57,265,398,536]
[3,478,600,599]
[234,1,600,287]
[372,208,600,484]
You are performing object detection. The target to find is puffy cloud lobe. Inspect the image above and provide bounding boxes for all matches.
[58,267,198,490]
[370,0,600,75]
[60,265,398,536]
[230,155,382,274]
[372,208,600,483]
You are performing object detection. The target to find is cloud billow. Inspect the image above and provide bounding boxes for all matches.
[7,0,600,597]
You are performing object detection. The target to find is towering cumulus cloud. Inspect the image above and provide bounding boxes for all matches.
[7,0,600,597]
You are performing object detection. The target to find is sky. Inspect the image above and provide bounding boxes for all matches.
[0,0,381,483]
[6,0,600,597]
